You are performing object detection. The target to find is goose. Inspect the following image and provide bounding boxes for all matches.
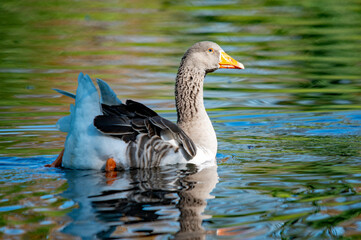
[48,41,244,170]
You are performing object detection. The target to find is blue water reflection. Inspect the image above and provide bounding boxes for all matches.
[61,166,218,239]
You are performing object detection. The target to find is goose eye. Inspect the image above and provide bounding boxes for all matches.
[207,48,214,53]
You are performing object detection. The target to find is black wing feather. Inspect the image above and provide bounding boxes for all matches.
[94,100,197,159]
[125,99,158,117]
[93,116,133,134]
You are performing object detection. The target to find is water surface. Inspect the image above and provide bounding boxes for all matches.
[0,0,360,239]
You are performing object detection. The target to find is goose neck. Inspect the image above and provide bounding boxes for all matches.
[175,66,206,123]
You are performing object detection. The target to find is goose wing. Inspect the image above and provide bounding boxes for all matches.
[94,100,197,160]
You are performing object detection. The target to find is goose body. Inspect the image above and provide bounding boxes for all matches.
[54,41,244,170]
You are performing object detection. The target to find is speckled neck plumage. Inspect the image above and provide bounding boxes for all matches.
[175,65,205,123]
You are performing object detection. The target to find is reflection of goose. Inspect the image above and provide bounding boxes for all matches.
[50,41,244,170]
[175,166,218,239]
[61,165,218,239]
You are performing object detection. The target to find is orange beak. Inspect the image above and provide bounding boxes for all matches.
[219,51,244,69]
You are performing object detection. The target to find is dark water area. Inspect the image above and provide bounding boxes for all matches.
[0,0,360,239]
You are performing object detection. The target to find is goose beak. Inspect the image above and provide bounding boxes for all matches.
[219,51,245,69]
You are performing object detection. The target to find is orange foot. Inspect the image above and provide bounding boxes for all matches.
[105,158,117,185]
[105,158,116,171]
[45,148,64,168]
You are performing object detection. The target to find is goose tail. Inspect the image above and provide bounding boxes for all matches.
[55,73,101,132]
[53,88,76,99]
[96,78,122,105]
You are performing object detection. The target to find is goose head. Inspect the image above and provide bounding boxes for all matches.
[180,41,245,74]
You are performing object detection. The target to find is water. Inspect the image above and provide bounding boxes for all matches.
[0,0,360,239]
